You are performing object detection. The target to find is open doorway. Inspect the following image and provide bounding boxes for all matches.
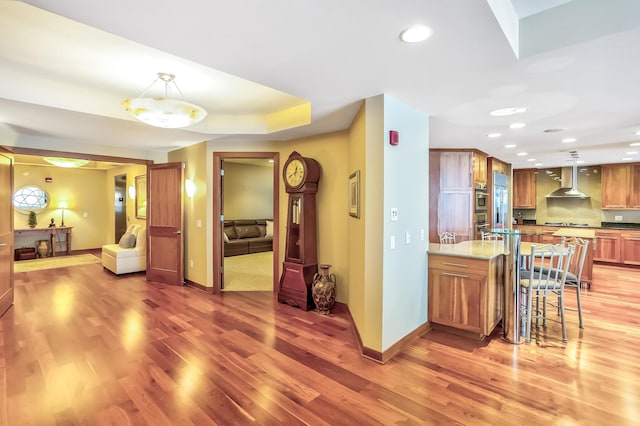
[114,174,127,241]
[213,152,279,293]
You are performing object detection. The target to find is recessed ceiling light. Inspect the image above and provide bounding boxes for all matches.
[622,157,633,161]
[489,107,527,117]
[268,159,274,163]
[562,137,577,143]
[43,157,90,168]
[576,160,585,164]
[488,133,502,138]
[626,151,638,155]
[544,128,566,133]
[399,25,433,43]
[631,142,640,146]
[509,122,526,129]
[635,130,640,136]
[527,158,536,162]
[517,152,527,156]
[504,144,516,148]
[534,163,543,166]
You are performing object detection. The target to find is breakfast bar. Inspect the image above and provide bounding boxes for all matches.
[427,240,506,340]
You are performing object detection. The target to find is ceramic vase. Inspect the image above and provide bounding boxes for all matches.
[312,264,336,315]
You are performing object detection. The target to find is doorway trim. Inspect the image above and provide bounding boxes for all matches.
[212,152,280,294]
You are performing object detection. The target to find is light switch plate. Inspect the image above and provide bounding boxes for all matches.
[390,235,396,249]
[420,229,425,241]
[405,232,410,244]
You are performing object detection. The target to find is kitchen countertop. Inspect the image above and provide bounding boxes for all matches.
[517,221,640,230]
[428,240,507,260]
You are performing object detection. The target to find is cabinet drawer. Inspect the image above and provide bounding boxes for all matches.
[429,254,488,273]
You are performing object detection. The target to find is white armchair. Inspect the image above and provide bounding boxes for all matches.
[101,225,147,275]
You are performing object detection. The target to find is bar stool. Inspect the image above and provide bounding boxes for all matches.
[438,232,456,244]
[562,237,589,329]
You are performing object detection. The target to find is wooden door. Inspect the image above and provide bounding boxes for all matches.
[0,151,14,317]
[147,162,184,285]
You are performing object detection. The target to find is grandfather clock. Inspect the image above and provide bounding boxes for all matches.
[278,151,321,310]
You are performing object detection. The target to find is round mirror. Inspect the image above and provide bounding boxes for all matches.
[13,185,50,214]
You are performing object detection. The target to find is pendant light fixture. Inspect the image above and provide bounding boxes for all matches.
[122,72,207,129]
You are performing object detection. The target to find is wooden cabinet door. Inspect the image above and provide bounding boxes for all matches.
[473,153,487,184]
[631,165,640,209]
[621,231,640,265]
[429,268,486,334]
[513,169,537,209]
[594,230,621,263]
[438,191,473,241]
[440,152,473,190]
[601,165,631,208]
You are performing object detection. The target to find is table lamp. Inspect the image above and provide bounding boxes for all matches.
[59,201,68,227]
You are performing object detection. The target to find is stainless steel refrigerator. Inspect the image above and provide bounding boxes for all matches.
[493,172,509,229]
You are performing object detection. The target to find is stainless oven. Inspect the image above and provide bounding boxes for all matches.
[475,212,489,239]
[475,183,488,212]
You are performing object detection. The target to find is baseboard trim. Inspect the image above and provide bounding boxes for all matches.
[344,304,431,364]
[185,279,213,293]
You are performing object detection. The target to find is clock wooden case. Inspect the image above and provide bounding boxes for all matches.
[278,151,321,310]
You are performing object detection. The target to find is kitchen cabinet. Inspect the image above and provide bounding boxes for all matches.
[512,225,541,243]
[490,157,510,176]
[430,149,491,243]
[621,230,640,265]
[594,229,621,263]
[473,152,488,184]
[513,169,537,209]
[601,164,640,209]
[428,253,503,339]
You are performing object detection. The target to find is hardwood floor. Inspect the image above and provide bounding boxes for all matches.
[2,262,640,425]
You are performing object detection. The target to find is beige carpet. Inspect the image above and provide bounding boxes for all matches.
[14,254,101,272]
[223,251,273,292]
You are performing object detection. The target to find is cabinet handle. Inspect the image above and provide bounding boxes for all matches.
[443,272,469,278]
[626,238,640,241]
[443,262,468,268]
[0,243,6,248]
[606,205,625,208]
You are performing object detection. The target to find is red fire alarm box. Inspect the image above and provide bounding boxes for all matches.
[389,130,399,146]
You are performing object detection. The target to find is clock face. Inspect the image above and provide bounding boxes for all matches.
[285,159,305,187]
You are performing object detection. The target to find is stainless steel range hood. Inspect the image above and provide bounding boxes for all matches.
[545,161,590,199]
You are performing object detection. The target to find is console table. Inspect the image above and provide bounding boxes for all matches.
[14,227,73,257]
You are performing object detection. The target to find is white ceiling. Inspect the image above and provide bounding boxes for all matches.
[2,1,640,169]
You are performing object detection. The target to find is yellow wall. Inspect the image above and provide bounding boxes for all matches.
[347,103,367,342]
[13,164,109,250]
[203,133,350,301]
[223,162,274,219]
[168,142,208,286]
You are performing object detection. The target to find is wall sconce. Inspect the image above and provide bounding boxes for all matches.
[128,185,136,199]
[58,201,68,227]
[185,179,196,198]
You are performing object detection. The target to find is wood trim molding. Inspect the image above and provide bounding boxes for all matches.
[344,303,432,364]
[5,146,153,165]
[185,279,213,293]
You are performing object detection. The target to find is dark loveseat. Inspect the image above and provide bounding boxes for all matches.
[224,219,273,257]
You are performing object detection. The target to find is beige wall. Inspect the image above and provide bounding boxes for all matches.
[14,164,109,250]
[222,162,273,219]
[168,142,208,286]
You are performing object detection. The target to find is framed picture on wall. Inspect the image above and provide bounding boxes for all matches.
[135,175,147,219]
[348,170,360,218]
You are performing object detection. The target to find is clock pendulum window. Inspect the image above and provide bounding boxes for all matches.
[278,151,321,311]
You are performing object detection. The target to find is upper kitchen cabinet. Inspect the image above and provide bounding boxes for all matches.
[513,169,537,209]
[430,149,489,243]
[489,157,510,176]
[601,163,640,209]
[473,152,488,184]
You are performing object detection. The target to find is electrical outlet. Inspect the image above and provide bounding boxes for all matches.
[197,219,202,228]
[190,259,194,268]
[420,229,425,241]
[615,215,623,222]
[391,208,398,221]
[83,212,88,218]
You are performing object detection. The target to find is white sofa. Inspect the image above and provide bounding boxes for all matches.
[101,225,147,275]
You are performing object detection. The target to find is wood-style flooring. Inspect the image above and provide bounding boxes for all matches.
[2,262,640,425]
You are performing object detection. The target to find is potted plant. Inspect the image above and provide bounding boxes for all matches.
[28,211,37,228]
